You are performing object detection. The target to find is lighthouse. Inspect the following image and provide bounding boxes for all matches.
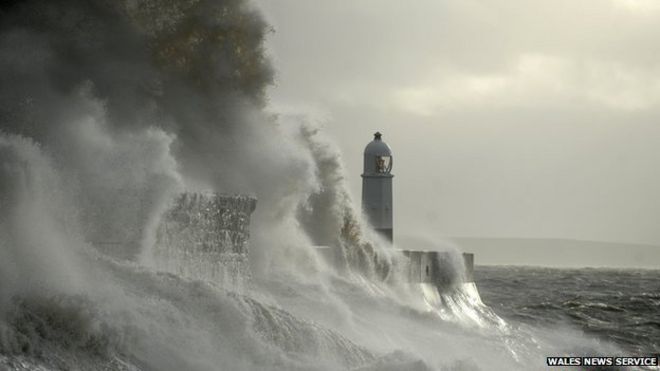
[362,132,394,242]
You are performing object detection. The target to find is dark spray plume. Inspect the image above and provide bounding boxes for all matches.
[0,1,403,368]
[0,0,390,279]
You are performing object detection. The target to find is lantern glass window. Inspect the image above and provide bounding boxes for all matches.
[375,156,392,173]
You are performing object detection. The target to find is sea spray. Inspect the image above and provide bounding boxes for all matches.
[0,135,88,312]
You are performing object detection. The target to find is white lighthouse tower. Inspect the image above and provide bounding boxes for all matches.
[362,132,394,242]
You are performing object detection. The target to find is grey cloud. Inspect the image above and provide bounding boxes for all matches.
[256,0,660,262]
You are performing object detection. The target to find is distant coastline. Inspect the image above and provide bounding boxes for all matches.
[452,237,660,269]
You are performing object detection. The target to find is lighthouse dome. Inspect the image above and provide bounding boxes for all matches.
[364,132,392,156]
[363,132,393,175]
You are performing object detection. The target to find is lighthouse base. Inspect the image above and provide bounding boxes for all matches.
[374,228,393,243]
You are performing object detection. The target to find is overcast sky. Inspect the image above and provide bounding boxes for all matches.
[254,0,660,248]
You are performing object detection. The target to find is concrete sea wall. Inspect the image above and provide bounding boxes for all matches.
[153,192,257,287]
[402,251,474,287]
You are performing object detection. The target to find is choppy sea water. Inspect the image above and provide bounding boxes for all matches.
[475,266,660,356]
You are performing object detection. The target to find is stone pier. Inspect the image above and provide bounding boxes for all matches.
[154,192,257,287]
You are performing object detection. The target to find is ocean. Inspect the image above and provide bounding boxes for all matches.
[476,266,660,356]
